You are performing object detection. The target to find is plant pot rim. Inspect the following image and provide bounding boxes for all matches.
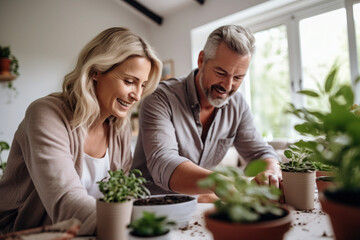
[204,205,293,228]
[134,194,196,205]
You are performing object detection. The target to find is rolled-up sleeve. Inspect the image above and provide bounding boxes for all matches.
[139,90,190,191]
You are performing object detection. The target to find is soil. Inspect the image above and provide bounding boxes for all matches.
[209,208,287,223]
[134,195,195,205]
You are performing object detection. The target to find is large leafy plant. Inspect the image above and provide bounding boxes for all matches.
[198,160,283,223]
[285,66,360,192]
[280,141,315,172]
[97,169,149,203]
[127,211,175,237]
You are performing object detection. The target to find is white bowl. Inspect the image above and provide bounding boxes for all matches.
[131,194,197,228]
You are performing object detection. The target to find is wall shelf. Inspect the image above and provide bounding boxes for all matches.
[0,75,17,82]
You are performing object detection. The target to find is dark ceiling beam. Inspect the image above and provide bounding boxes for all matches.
[123,0,163,25]
[195,0,205,5]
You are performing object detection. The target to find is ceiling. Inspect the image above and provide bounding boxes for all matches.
[120,0,205,25]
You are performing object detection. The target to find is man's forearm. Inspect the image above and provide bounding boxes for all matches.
[169,161,213,195]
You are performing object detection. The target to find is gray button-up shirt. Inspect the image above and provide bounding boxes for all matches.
[132,69,279,194]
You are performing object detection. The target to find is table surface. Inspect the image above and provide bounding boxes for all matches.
[75,192,333,240]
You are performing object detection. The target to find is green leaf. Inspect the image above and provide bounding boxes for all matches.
[325,68,337,93]
[297,90,319,97]
[244,159,267,177]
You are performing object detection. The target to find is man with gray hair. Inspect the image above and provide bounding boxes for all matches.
[132,25,281,201]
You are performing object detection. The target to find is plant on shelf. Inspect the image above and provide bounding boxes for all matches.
[0,141,10,175]
[0,46,19,76]
[285,65,360,240]
[96,169,149,240]
[280,141,316,210]
[127,211,175,240]
[197,160,292,240]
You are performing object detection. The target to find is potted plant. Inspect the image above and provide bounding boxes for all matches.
[285,66,360,239]
[198,160,293,240]
[280,142,316,210]
[127,211,176,240]
[132,194,196,228]
[96,169,149,240]
[312,161,337,192]
[0,141,9,178]
[0,46,19,76]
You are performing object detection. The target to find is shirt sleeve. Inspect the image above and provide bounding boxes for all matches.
[20,99,96,235]
[139,90,190,191]
[233,98,280,162]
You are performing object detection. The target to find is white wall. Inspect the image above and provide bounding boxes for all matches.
[0,0,152,159]
[147,0,267,77]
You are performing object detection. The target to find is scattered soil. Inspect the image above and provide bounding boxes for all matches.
[134,195,194,205]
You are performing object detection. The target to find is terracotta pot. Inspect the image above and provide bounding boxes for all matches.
[316,170,335,178]
[204,207,292,240]
[0,58,11,76]
[316,176,336,192]
[320,192,360,240]
[282,171,315,210]
[96,199,133,240]
[128,231,171,240]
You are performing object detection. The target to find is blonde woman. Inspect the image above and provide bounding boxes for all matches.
[0,27,162,235]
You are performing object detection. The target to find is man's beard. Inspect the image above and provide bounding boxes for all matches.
[199,70,232,108]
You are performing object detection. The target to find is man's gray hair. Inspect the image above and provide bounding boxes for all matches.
[203,25,255,61]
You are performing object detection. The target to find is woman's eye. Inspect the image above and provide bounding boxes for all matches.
[141,83,146,88]
[124,79,134,84]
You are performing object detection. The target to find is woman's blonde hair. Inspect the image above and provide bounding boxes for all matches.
[57,27,162,133]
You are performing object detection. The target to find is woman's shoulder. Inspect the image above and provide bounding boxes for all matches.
[26,94,70,120]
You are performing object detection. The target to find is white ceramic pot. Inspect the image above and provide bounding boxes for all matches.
[128,231,172,240]
[282,171,315,210]
[132,194,197,228]
[96,199,133,240]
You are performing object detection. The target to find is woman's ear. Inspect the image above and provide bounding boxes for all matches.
[90,69,99,81]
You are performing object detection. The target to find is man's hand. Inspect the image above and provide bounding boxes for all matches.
[253,158,282,188]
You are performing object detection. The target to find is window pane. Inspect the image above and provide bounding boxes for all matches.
[249,25,291,139]
[354,3,360,70]
[300,8,351,110]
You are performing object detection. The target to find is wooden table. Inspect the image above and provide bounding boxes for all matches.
[75,192,334,240]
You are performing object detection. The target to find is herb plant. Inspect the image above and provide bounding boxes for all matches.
[198,160,283,223]
[285,66,360,192]
[280,141,315,172]
[97,169,149,203]
[0,46,19,76]
[127,211,176,237]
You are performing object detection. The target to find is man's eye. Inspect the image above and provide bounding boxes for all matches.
[216,72,226,77]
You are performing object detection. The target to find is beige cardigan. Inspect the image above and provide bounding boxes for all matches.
[0,95,132,235]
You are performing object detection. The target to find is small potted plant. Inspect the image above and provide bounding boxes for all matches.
[96,169,150,240]
[312,161,337,192]
[0,141,9,178]
[198,160,292,240]
[0,46,19,76]
[286,66,360,239]
[280,142,316,210]
[127,211,176,240]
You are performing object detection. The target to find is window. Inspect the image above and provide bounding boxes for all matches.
[354,3,360,70]
[249,25,291,139]
[300,8,351,110]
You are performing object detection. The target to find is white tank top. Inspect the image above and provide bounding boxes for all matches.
[81,149,110,199]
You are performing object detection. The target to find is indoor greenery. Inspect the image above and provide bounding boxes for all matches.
[97,169,149,203]
[285,66,360,192]
[0,141,9,172]
[198,160,283,223]
[0,46,19,76]
[280,141,316,172]
[127,211,176,237]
